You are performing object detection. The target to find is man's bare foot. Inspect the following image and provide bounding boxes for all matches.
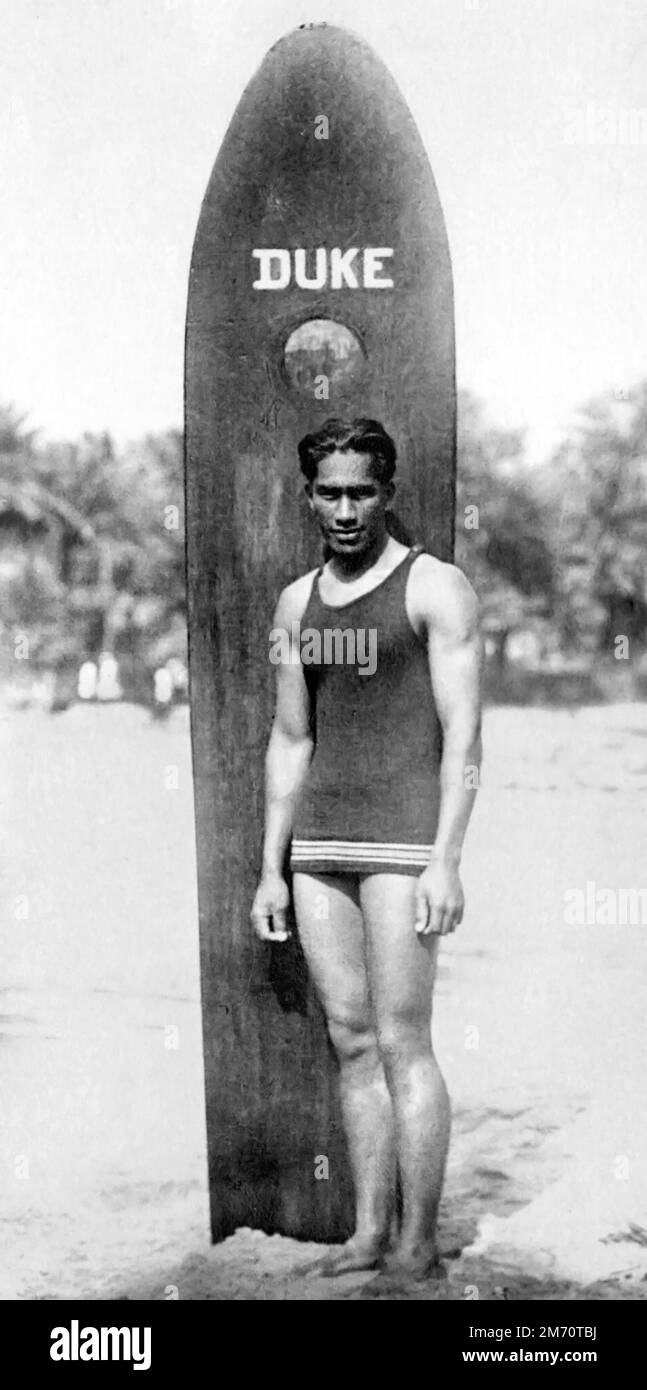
[359,1248,448,1298]
[303,1235,385,1277]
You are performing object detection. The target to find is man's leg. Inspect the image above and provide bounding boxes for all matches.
[292,871,396,1272]
[360,872,450,1279]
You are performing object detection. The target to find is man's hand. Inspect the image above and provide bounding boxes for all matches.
[414,857,464,936]
[251,873,292,942]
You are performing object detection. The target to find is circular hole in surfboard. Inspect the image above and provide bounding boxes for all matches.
[283,319,365,395]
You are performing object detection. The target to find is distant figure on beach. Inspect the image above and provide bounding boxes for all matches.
[96,652,122,702]
[77,661,98,701]
[151,665,174,720]
[252,418,483,1295]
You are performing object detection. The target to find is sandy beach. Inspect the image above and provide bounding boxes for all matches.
[1,700,646,1300]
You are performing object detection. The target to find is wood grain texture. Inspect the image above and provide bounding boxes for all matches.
[185,23,456,1241]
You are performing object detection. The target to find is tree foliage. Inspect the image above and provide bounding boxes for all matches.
[537,384,647,652]
[456,392,556,660]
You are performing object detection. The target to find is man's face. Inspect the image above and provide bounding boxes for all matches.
[306,450,394,558]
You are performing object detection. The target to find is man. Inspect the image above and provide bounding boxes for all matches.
[251,417,483,1291]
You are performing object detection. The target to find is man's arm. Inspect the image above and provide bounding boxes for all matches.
[251,579,314,942]
[411,558,484,935]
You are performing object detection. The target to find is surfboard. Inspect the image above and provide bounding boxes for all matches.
[185,22,456,1241]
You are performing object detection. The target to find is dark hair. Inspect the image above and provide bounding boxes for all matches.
[298,416,412,548]
[298,417,397,485]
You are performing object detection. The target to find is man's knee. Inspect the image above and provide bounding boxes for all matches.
[376,1015,432,1072]
[328,1013,376,1062]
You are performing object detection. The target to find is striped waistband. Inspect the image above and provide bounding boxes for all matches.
[290,838,433,871]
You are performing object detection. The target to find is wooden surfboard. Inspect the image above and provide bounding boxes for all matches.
[185,22,456,1242]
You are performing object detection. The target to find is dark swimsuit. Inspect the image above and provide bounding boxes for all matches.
[290,544,443,876]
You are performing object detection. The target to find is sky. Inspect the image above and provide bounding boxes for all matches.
[1,0,646,462]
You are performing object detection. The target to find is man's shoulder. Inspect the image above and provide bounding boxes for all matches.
[409,552,479,630]
[274,568,319,625]
[410,550,473,595]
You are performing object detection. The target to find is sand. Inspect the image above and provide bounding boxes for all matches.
[1,699,646,1300]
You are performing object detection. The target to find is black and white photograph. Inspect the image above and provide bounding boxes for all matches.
[1,0,646,1338]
